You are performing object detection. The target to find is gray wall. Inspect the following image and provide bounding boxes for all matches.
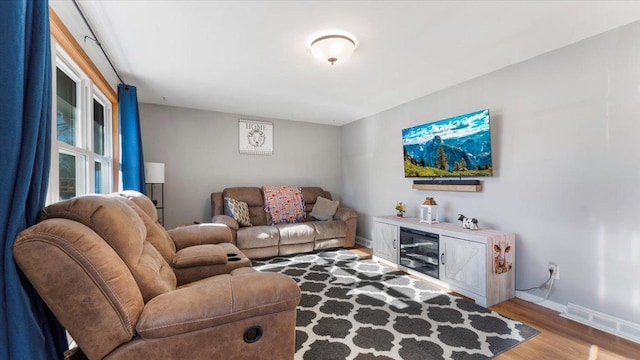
[139,104,342,229]
[341,21,640,323]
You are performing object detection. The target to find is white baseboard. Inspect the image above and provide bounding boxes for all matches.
[515,290,566,313]
[355,236,372,248]
[561,302,640,344]
[516,291,640,344]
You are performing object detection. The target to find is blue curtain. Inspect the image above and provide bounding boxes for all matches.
[0,0,67,359]
[119,84,146,193]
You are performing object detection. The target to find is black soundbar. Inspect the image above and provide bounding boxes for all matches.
[413,179,481,185]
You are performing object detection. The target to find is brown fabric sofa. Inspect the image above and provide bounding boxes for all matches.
[113,190,252,285]
[13,193,300,360]
[210,187,357,259]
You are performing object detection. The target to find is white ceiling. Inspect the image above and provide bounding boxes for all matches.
[50,1,640,126]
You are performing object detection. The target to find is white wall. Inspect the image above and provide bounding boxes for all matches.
[341,21,640,323]
[139,104,342,228]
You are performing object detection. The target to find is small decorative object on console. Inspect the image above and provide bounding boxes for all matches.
[458,214,479,231]
[419,197,439,224]
[395,202,406,217]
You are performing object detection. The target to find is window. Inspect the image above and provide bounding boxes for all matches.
[48,45,114,202]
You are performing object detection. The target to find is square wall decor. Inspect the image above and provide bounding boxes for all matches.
[239,119,273,155]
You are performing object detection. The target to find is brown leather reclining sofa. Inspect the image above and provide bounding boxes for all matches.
[210,187,357,259]
[13,192,300,359]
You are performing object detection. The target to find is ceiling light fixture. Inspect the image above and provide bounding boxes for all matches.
[308,33,357,65]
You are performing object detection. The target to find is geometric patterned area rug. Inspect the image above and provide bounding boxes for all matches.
[253,249,539,360]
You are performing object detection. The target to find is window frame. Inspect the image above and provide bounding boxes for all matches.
[91,88,113,194]
[49,9,119,203]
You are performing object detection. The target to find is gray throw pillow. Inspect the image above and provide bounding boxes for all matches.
[310,196,339,221]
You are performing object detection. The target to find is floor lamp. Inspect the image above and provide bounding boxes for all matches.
[144,162,165,226]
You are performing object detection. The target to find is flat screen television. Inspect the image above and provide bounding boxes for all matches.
[402,109,493,177]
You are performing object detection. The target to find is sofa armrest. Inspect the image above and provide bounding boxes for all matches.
[334,207,357,222]
[334,207,357,247]
[167,223,233,251]
[211,214,239,231]
[172,244,227,268]
[136,271,300,339]
[211,192,224,217]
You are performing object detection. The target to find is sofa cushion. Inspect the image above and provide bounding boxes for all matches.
[310,196,339,221]
[301,187,332,214]
[313,220,347,241]
[277,223,315,245]
[40,195,177,303]
[224,197,252,227]
[118,196,177,263]
[237,226,280,249]
[222,187,268,226]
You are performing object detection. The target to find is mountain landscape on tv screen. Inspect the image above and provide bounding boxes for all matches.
[402,109,493,177]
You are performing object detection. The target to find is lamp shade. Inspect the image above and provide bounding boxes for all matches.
[309,34,356,65]
[144,162,165,184]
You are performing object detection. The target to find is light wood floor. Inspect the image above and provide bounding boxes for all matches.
[350,245,640,359]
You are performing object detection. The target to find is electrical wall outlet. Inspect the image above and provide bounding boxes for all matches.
[548,263,559,280]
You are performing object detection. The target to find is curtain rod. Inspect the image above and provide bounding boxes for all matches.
[71,0,126,85]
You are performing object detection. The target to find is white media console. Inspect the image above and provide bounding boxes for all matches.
[373,216,515,307]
